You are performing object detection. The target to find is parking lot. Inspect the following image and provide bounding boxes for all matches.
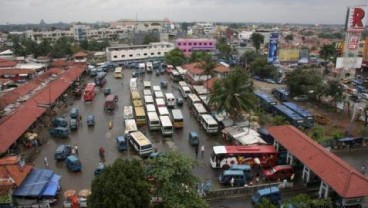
[32,67,226,195]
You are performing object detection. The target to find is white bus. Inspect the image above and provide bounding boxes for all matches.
[145,104,156,113]
[158,106,170,117]
[154,91,164,99]
[114,67,123,78]
[155,98,166,107]
[129,131,153,157]
[144,95,154,105]
[200,114,219,134]
[147,112,160,131]
[143,89,152,96]
[130,78,138,91]
[170,70,181,82]
[179,86,191,98]
[124,119,138,136]
[146,62,153,73]
[192,103,208,120]
[139,63,145,71]
[152,85,161,92]
[123,106,134,120]
[143,81,151,89]
[171,109,184,129]
[160,116,173,136]
[165,93,175,108]
[178,81,188,88]
[188,93,202,107]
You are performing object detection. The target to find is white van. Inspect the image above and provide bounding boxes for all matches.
[192,103,208,120]
[144,95,154,105]
[143,81,151,89]
[200,114,219,134]
[123,106,134,120]
[124,119,138,136]
[152,85,161,92]
[160,116,173,136]
[179,86,191,98]
[129,131,153,157]
[130,78,137,91]
[188,93,201,107]
[165,93,176,108]
[139,63,145,71]
[146,62,153,73]
[147,112,160,130]
[158,106,170,117]
[146,104,156,113]
[143,89,152,96]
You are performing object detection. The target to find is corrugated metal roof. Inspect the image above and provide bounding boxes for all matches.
[268,125,368,198]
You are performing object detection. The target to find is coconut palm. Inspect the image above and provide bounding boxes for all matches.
[198,54,216,88]
[209,68,256,120]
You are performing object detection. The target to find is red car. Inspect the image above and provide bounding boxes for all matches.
[263,165,294,181]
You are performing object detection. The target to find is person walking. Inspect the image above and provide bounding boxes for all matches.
[230,177,235,187]
[44,157,48,167]
[195,146,199,158]
[74,145,78,155]
[201,145,205,157]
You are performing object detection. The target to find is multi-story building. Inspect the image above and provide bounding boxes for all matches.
[175,38,216,56]
[106,42,174,62]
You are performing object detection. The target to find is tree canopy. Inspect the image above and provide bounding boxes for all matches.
[216,37,232,61]
[285,68,323,97]
[164,48,186,66]
[88,159,151,208]
[209,68,256,120]
[146,151,208,208]
[189,51,212,63]
[319,44,336,62]
[250,56,279,80]
[250,33,264,52]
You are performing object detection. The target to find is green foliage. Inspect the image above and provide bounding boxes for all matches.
[164,48,186,66]
[319,44,336,61]
[87,39,110,51]
[209,68,255,120]
[216,37,232,61]
[325,80,344,104]
[143,34,159,44]
[88,159,151,208]
[331,128,344,139]
[51,37,73,58]
[250,56,279,79]
[310,126,325,142]
[318,32,343,39]
[300,30,314,36]
[241,50,258,68]
[146,151,208,208]
[198,54,216,84]
[283,194,311,208]
[256,198,277,208]
[250,33,264,52]
[285,69,323,97]
[189,51,212,63]
[285,34,294,43]
[271,115,289,126]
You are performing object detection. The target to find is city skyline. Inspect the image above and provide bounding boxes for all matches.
[0,0,367,25]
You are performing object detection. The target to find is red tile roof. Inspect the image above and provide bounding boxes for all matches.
[0,156,33,193]
[203,77,220,91]
[0,68,35,76]
[213,64,230,73]
[268,125,368,198]
[183,62,203,75]
[0,58,17,68]
[51,59,68,67]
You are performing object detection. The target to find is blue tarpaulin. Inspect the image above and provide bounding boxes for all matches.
[13,168,60,197]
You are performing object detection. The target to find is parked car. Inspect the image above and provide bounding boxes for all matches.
[49,127,70,138]
[70,119,78,130]
[263,165,294,181]
[70,108,79,119]
[189,131,199,146]
[116,136,127,151]
[218,170,246,186]
[52,117,68,127]
[94,162,105,176]
[293,95,308,102]
[87,115,95,126]
[252,186,281,206]
[54,145,72,160]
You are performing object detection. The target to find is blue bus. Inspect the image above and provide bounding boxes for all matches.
[282,102,314,128]
[272,88,289,102]
[254,90,277,112]
[273,104,304,128]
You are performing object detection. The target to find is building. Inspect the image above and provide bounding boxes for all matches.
[175,38,216,56]
[106,42,174,62]
[183,62,230,84]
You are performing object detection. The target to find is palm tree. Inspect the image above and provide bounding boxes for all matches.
[209,68,256,120]
[198,54,216,89]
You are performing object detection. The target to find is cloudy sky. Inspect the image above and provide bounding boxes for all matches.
[0,0,367,25]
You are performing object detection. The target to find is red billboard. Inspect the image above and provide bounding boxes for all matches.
[345,6,367,32]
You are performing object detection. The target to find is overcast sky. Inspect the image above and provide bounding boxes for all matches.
[0,0,367,25]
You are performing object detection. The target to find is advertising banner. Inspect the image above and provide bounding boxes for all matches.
[267,32,278,63]
[345,5,367,32]
[278,49,300,62]
[335,57,363,68]
[347,33,360,50]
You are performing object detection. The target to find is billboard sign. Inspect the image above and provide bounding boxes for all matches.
[278,49,300,62]
[347,33,360,50]
[345,6,367,32]
[336,57,363,68]
[267,32,278,63]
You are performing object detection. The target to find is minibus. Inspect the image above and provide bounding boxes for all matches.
[147,112,160,130]
[144,95,154,105]
[158,106,170,117]
[160,116,173,136]
[129,131,153,157]
[134,106,146,125]
[165,93,176,108]
[171,109,184,129]
[200,114,219,134]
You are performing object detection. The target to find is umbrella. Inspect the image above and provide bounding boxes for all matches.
[64,189,76,198]
[78,189,91,198]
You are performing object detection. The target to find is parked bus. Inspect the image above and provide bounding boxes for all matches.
[114,67,123,79]
[200,114,219,134]
[133,99,143,107]
[123,106,134,120]
[129,131,153,157]
[178,81,188,88]
[165,93,176,108]
[131,90,141,101]
[154,90,164,99]
[160,116,173,136]
[179,85,191,98]
[83,83,96,102]
[143,81,151,89]
[147,112,160,131]
[272,88,289,102]
[143,89,152,96]
[254,90,277,113]
[130,78,138,91]
[144,95,154,105]
[282,102,314,128]
[124,119,138,136]
[158,106,170,117]
[273,104,304,128]
[187,93,202,107]
[94,72,106,86]
[170,70,181,82]
[192,103,208,120]
[146,62,153,73]
[171,109,184,129]
[210,145,278,169]
[145,104,156,113]
[104,95,118,111]
[155,98,166,108]
[134,106,146,125]
[152,85,161,92]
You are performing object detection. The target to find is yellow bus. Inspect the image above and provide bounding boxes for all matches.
[133,99,143,107]
[134,106,146,125]
[171,109,184,129]
[114,67,123,78]
[131,90,141,101]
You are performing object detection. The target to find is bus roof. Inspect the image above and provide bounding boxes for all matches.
[144,81,151,88]
[193,103,207,114]
[158,106,169,116]
[171,109,183,119]
[155,98,165,106]
[165,93,175,99]
[282,102,313,117]
[148,111,159,120]
[178,81,188,87]
[143,89,152,96]
[200,114,217,125]
[135,106,145,116]
[152,85,161,91]
[133,100,143,107]
[213,145,277,154]
[254,90,277,104]
[274,104,303,120]
[115,67,122,72]
[146,104,156,112]
[188,93,201,103]
[124,106,133,119]
[159,116,172,126]
[154,91,164,98]
[144,95,154,104]
[130,131,151,146]
[105,94,116,102]
[131,91,141,100]
[124,119,137,133]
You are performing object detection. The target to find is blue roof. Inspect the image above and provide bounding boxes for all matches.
[282,102,313,118]
[274,105,303,121]
[255,90,277,104]
[13,169,60,197]
[230,164,251,170]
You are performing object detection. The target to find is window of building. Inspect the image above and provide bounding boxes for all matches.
[193,43,197,46]
[137,54,140,57]
[199,42,202,46]
[183,49,187,52]
[158,52,161,55]
[121,55,125,58]
[113,55,117,58]
[188,43,192,46]
[151,52,154,55]
[178,43,182,46]
[144,53,147,56]
[209,43,213,45]
[204,42,208,45]
[129,54,133,57]
[183,43,187,46]
[188,49,192,52]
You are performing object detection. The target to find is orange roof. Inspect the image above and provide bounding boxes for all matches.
[183,62,203,75]
[73,51,88,58]
[213,64,230,73]
[51,59,68,67]
[268,125,368,198]
[0,156,33,187]
[0,58,17,68]
[0,68,35,76]
[203,77,220,91]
